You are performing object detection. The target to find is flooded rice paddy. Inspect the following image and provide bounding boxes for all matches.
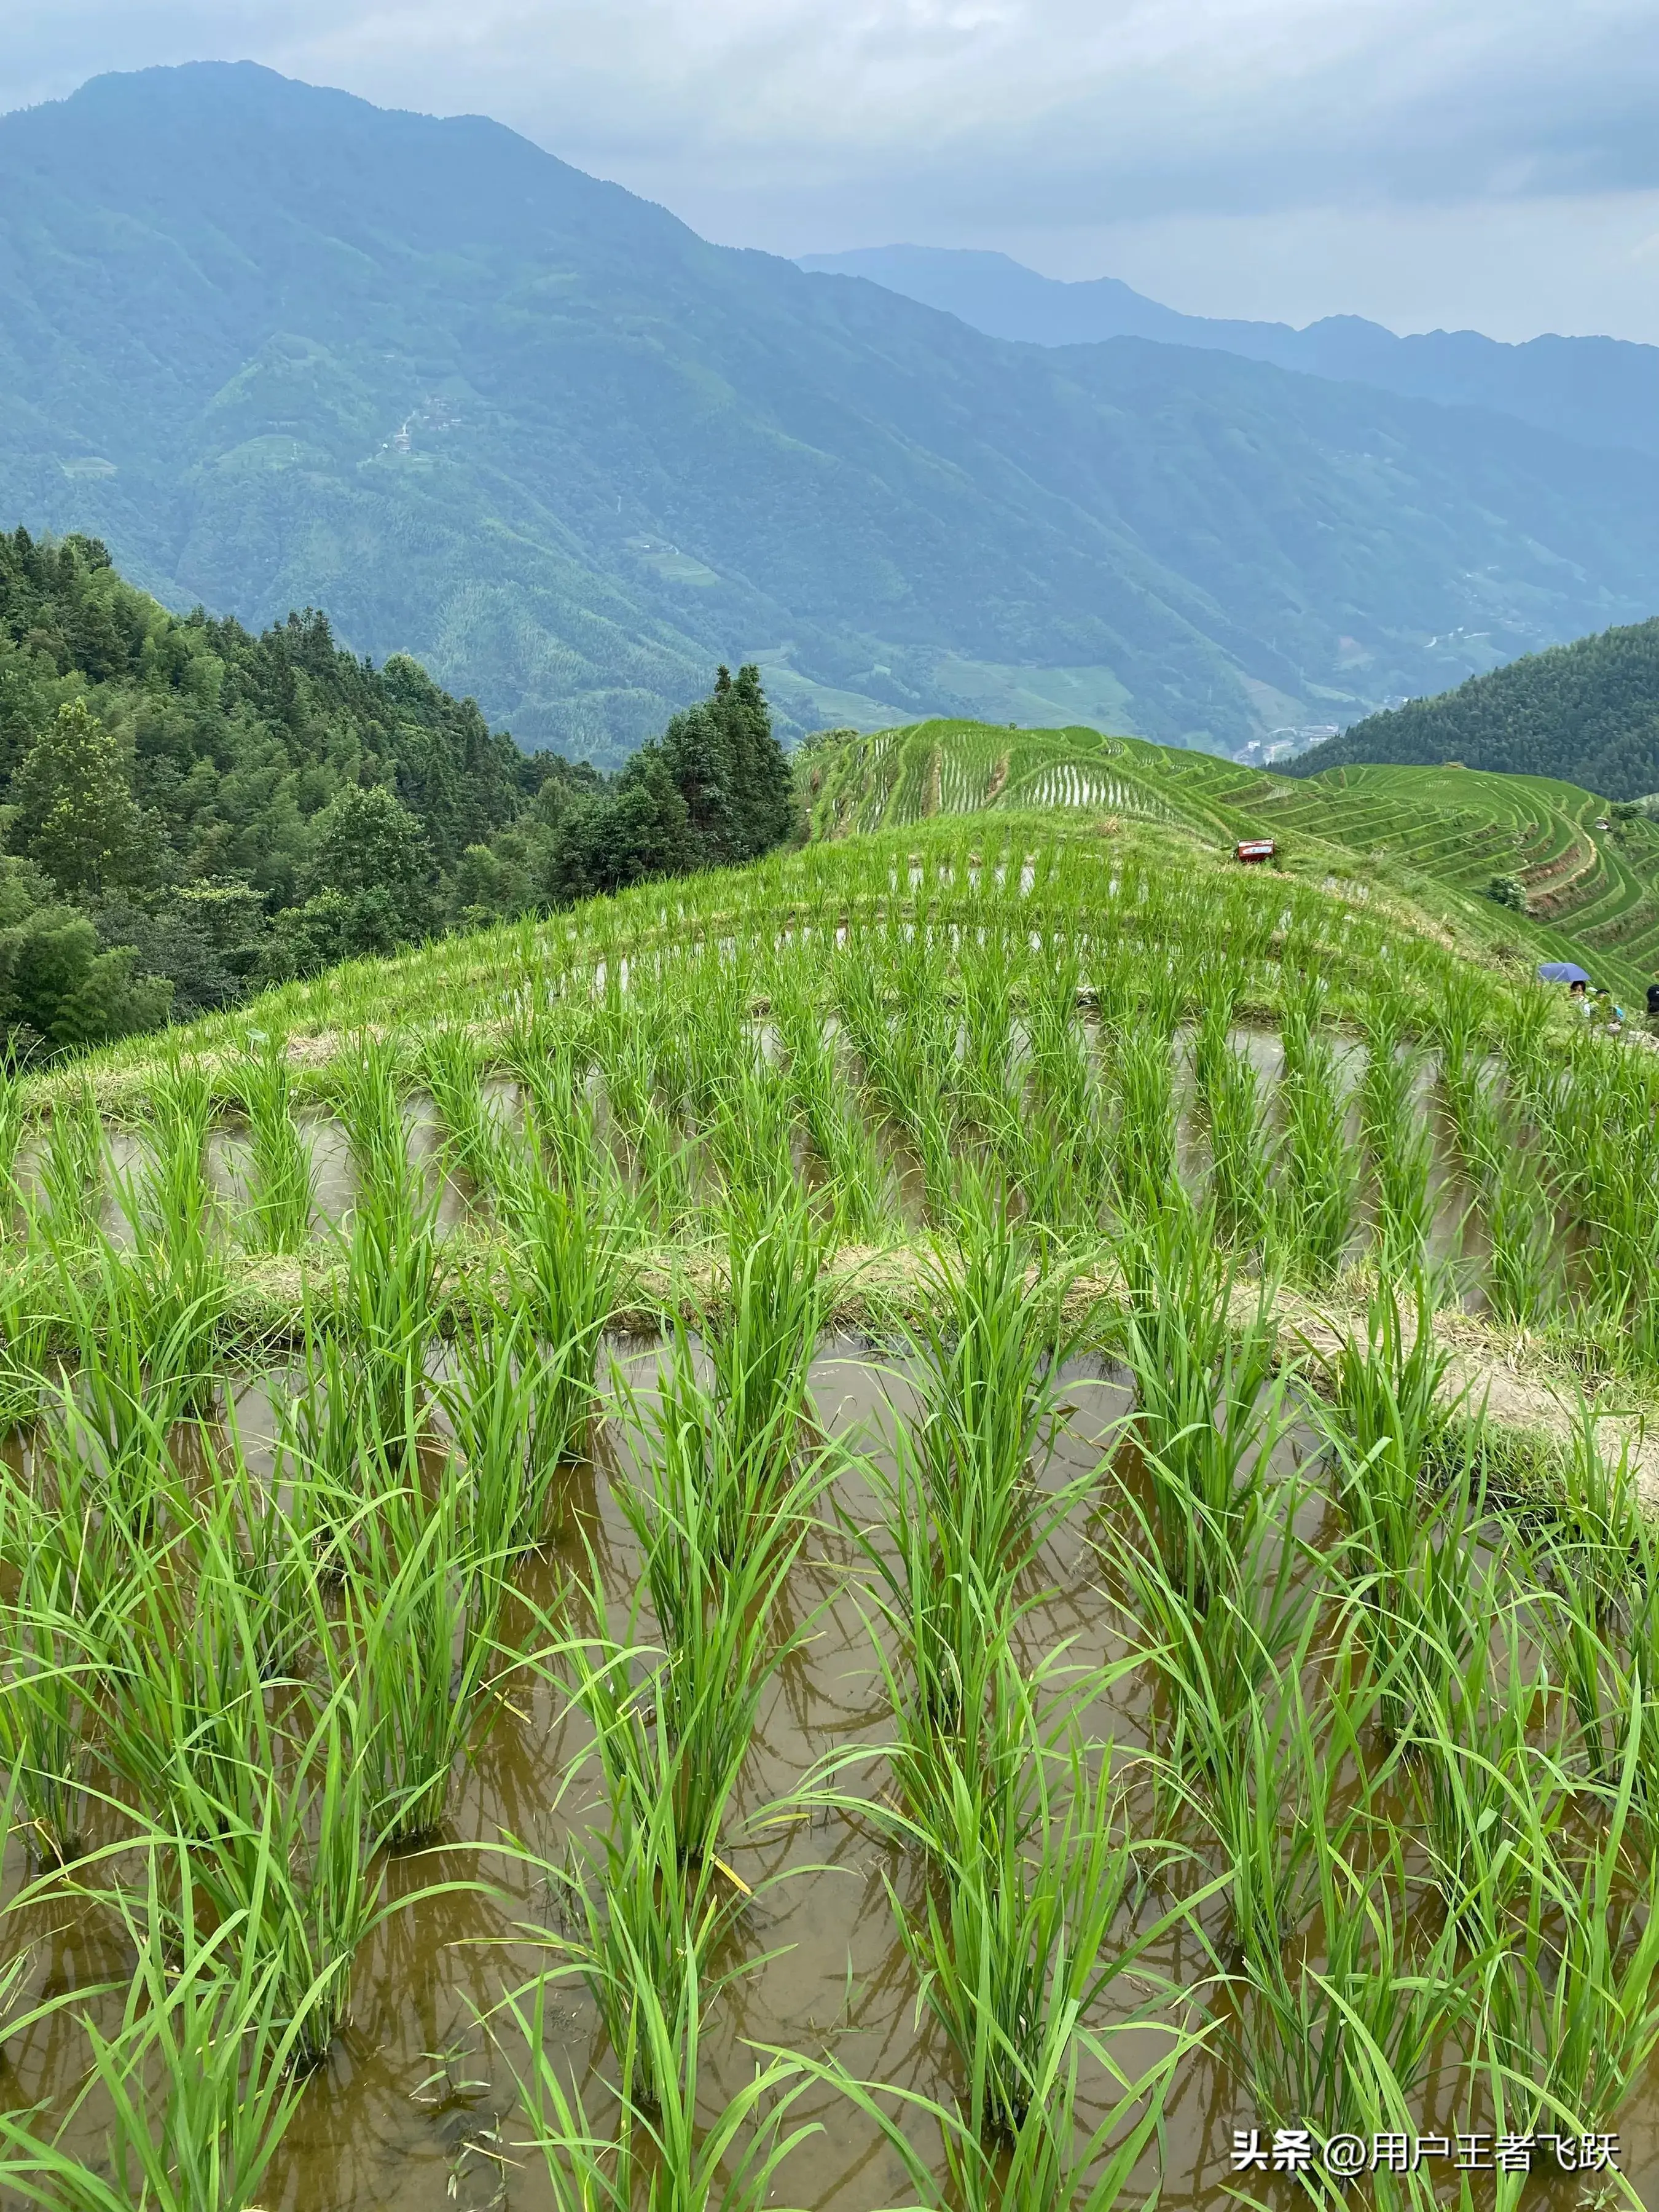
[1,1327,1654,2211]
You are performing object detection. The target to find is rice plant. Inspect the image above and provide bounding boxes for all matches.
[1360,1008,1433,1273]
[500,1147,627,1480]
[33,1080,106,1251]
[0,1838,314,2212]
[0,1481,94,1864]
[235,1031,316,1252]
[187,1677,404,2069]
[418,1021,504,1199]
[1274,998,1359,1283]
[1202,1038,1273,1255]
[1111,1191,1285,1607]
[342,1457,512,1846]
[498,1947,815,2212]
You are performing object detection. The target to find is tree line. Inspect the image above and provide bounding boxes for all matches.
[0,530,796,1061]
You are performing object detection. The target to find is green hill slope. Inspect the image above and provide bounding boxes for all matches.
[1290,617,1659,799]
[803,718,1659,994]
[10,67,1659,762]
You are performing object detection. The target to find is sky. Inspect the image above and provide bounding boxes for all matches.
[5,0,1659,342]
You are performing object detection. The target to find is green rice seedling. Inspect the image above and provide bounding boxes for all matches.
[1203,1038,1273,1254]
[849,1424,1016,1790]
[343,1460,511,1846]
[791,2007,1199,2212]
[1308,1281,1483,1733]
[1483,1712,1659,2153]
[1109,1026,1176,1217]
[509,1027,599,1193]
[39,1290,189,1543]
[1111,1192,1284,1607]
[1193,963,1242,1101]
[1475,1118,1557,1329]
[337,1165,442,1434]
[845,1216,1093,1783]
[608,1397,827,1861]
[836,938,958,1215]
[0,1486,94,1864]
[498,1949,815,2212]
[98,1077,230,1415]
[770,978,896,1239]
[1104,1484,1310,1805]
[100,1518,278,1834]
[959,935,1018,1116]
[1273,984,1359,1283]
[1410,1593,1567,1943]
[179,1414,321,1685]
[442,1311,538,1558]
[510,1744,773,2116]
[0,1256,55,1437]
[908,1200,1078,1593]
[552,1798,726,2111]
[704,1056,801,1216]
[705,1180,828,1488]
[1536,1397,1641,1626]
[235,1032,316,1253]
[34,1080,105,1251]
[0,1836,314,2212]
[1309,1273,1457,1565]
[590,1006,694,1232]
[418,1022,504,1200]
[272,1324,396,1582]
[889,1671,1173,2144]
[189,1676,405,2070]
[333,1028,411,1209]
[1228,1825,1473,2179]
[132,1054,220,1274]
[500,1150,627,1481]
[1360,1009,1433,1272]
[1196,1640,1355,1973]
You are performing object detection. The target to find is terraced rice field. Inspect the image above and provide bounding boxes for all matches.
[803,725,1659,993]
[3,817,1659,2211]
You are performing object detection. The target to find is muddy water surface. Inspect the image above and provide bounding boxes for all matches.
[3,1339,1652,2211]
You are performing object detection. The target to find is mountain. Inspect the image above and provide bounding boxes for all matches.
[1288,617,1659,801]
[800,247,1659,461]
[9,70,1659,767]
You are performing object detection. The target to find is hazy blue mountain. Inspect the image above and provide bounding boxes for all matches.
[6,68,1659,766]
[801,246,1659,461]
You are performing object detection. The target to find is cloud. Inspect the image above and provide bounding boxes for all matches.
[4,0,1659,335]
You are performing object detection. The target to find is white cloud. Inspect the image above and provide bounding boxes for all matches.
[4,0,1658,338]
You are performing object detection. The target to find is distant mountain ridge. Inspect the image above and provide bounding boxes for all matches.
[7,66,1659,767]
[799,247,1659,460]
[1287,616,1659,800]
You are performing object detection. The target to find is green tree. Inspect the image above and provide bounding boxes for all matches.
[305,783,435,939]
[10,699,146,897]
[660,665,793,868]
[0,907,171,1056]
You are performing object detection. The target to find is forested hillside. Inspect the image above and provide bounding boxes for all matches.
[1292,617,1659,798]
[10,65,1659,763]
[0,530,791,1057]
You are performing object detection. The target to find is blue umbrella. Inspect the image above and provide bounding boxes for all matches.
[1538,962,1591,985]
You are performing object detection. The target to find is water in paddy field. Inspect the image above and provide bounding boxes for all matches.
[2,1339,1653,2212]
[13,1024,1513,1298]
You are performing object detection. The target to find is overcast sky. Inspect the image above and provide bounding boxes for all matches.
[6,0,1659,342]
